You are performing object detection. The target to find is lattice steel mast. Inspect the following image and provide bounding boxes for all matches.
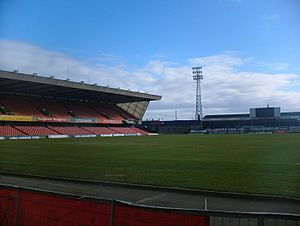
[192,66,203,121]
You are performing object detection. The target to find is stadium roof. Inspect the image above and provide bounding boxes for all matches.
[0,70,161,104]
[203,113,249,119]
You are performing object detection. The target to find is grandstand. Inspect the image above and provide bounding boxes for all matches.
[0,70,161,139]
[143,106,300,134]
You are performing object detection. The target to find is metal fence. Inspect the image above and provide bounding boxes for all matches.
[0,184,299,226]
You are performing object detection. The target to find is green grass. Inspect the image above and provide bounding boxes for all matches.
[0,134,300,197]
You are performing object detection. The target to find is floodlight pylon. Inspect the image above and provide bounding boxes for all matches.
[192,66,203,121]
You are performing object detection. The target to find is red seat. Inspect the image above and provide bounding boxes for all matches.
[48,126,93,135]
[0,95,44,117]
[0,126,25,136]
[81,127,115,135]
[30,98,70,118]
[15,126,59,136]
[92,104,124,120]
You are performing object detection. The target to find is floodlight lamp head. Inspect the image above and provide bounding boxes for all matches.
[192,66,202,70]
[192,70,202,74]
[193,74,203,80]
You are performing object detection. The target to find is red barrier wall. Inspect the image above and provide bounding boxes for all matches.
[0,187,18,225]
[114,205,209,226]
[0,187,111,226]
[0,186,209,226]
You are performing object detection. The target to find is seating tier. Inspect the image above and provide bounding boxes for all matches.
[0,126,25,136]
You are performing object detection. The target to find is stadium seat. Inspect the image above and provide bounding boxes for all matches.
[30,98,70,118]
[48,126,93,135]
[130,127,148,135]
[81,127,116,135]
[0,95,138,123]
[0,95,45,117]
[63,102,101,118]
[92,104,125,120]
[114,106,136,120]
[0,126,25,136]
[15,126,60,136]
[0,94,144,137]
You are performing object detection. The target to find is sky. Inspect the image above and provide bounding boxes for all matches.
[0,0,300,120]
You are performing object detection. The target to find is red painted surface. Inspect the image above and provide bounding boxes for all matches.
[0,187,209,226]
[114,205,209,226]
[0,188,18,226]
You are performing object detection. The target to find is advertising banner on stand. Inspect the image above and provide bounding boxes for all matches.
[0,115,33,122]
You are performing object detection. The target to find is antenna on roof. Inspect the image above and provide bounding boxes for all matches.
[106,76,109,87]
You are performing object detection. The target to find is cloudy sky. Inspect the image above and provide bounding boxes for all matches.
[0,0,300,120]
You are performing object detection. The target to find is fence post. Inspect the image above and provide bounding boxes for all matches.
[204,198,207,211]
[14,187,21,226]
[109,200,115,226]
[257,215,265,226]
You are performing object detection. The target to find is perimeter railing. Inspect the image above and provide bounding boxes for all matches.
[0,184,299,226]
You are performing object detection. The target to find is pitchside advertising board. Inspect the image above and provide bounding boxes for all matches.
[0,115,122,124]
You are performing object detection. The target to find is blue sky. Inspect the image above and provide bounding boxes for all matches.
[0,0,300,119]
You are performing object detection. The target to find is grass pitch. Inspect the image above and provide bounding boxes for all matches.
[0,134,300,197]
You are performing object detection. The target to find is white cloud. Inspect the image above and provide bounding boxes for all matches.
[1,39,300,120]
[258,62,290,71]
[262,13,280,21]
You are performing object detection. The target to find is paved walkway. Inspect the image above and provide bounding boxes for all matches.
[0,174,299,214]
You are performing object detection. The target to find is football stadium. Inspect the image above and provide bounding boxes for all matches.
[0,69,300,225]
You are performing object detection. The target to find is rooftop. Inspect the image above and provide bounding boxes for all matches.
[0,70,161,104]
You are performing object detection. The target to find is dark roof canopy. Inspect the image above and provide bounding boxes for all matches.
[203,113,249,119]
[0,70,161,104]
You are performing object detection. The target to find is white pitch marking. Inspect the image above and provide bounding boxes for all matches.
[136,193,166,204]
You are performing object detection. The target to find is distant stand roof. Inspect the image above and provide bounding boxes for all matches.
[281,112,300,117]
[203,114,249,119]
